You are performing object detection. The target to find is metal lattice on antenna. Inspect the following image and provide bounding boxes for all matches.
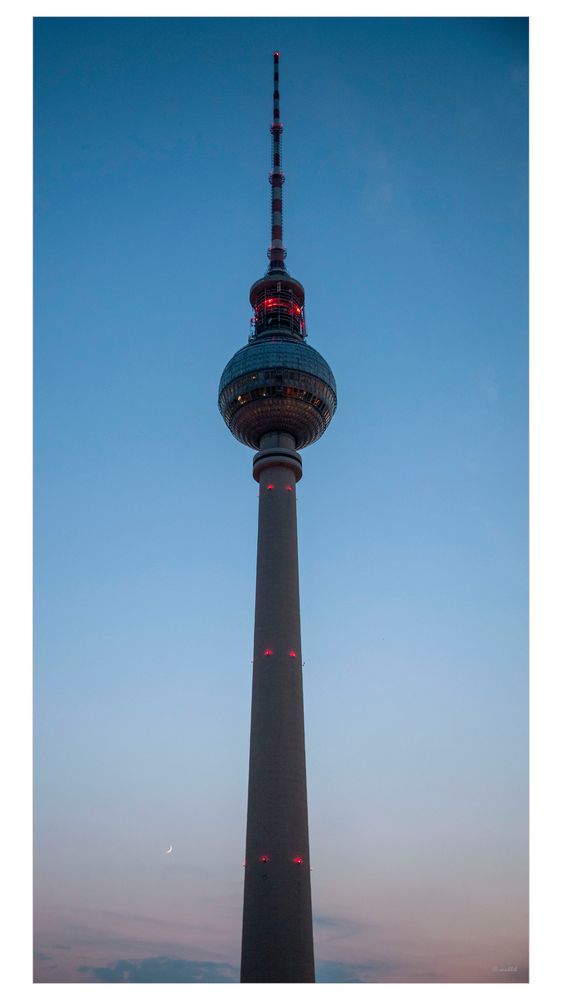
[268,52,287,271]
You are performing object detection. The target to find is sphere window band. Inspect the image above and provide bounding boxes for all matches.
[220,380,336,450]
[221,370,335,407]
[232,384,327,410]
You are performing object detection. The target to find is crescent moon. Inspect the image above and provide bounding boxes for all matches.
[165,845,173,854]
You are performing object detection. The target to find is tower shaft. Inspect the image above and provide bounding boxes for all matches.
[240,432,315,983]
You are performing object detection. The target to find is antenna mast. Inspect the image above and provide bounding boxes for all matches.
[268,52,287,272]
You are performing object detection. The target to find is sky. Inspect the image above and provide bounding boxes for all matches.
[34,16,528,985]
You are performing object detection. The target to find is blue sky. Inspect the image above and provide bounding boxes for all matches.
[34,16,528,984]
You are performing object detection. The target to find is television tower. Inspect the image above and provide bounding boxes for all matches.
[218,52,337,983]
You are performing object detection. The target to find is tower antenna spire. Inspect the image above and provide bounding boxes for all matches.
[268,51,287,272]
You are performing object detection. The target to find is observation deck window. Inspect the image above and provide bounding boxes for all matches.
[251,287,306,339]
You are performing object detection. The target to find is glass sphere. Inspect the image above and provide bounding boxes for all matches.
[218,338,337,450]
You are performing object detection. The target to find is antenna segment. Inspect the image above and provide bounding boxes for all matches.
[268,52,287,272]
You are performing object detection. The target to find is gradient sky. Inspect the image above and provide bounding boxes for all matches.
[34,16,528,985]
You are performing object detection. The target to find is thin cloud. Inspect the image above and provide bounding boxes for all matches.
[479,365,499,402]
[316,958,413,983]
[313,912,367,942]
[78,955,238,983]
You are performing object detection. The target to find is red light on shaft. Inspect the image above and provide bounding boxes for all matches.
[289,650,297,658]
[264,649,273,657]
[260,854,270,863]
[292,856,303,864]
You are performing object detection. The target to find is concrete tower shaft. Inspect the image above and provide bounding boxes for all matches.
[241,432,314,982]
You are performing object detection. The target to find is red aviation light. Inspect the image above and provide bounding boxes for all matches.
[260,854,270,863]
[267,484,274,490]
[292,856,303,864]
[264,649,273,657]
[254,299,303,323]
[257,298,302,312]
[285,485,293,492]
[288,650,297,658]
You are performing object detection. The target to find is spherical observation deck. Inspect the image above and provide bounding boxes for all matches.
[218,336,337,451]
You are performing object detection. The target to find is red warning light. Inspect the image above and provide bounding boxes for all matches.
[292,856,303,864]
[264,649,273,657]
[267,484,274,490]
[285,485,293,492]
[260,854,270,863]
[289,650,297,658]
